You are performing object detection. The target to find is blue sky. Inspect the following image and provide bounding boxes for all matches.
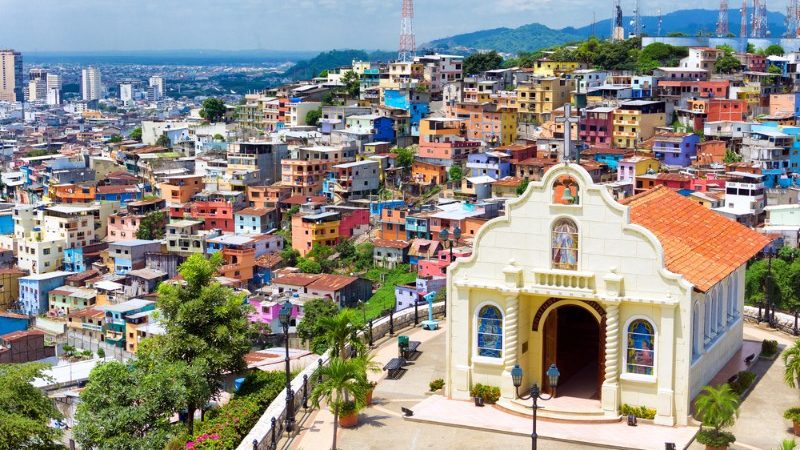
[1,0,722,52]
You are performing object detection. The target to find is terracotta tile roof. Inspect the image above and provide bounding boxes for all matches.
[621,186,769,292]
[283,195,328,205]
[373,239,410,249]
[272,273,321,287]
[236,207,271,216]
[96,185,139,194]
[255,253,283,268]
[308,274,360,292]
[1,330,45,341]
[67,307,104,319]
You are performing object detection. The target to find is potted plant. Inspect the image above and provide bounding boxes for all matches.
[365,381,378,405]
[429,378,445,393]
[785,408,800,435]
[694,385,740,450]
[337,400,359,428]
[310,357,368,450]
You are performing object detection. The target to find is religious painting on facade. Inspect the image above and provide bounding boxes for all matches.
[626,320,655,375]
[477,305,502,358]
[551,219,578,270]
[552,175,580,205]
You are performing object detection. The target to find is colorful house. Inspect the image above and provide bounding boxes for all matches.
[18,271,72,316]
[651,133,700,167]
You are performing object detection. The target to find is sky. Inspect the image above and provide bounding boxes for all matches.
[1,0,724,52]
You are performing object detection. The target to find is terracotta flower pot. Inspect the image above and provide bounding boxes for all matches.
[366,388,375,405]
[339,411,359,428]
[704,446,727,450]
[794,420,800,436]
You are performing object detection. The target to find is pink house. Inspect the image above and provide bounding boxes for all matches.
[328,207,370,238]
[248,296,301,333]
[690,173,726,192]
[417,248,472,278]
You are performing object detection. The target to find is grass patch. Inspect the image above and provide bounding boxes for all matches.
[347,266,417,321]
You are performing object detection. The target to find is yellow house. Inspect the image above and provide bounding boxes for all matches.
[0,268,25,311]
[612,101,667,149]
[531,59,586,77]
[516,77,574,124]
[291,211,341,256]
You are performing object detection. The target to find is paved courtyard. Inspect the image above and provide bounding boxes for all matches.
[289,321,799,450]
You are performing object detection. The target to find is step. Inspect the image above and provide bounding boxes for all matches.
[495,398,621,424]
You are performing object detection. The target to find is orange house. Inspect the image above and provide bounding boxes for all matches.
[694,140,727,166]
[247,185,291,209]
[291,211,341,256]
[50,184,96,203]
[159,175,204,204]
[280,160,331,197]
[380,208,407,241]
[412,161,448,185]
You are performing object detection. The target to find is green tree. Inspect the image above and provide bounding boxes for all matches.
[516,177,530,196]
[130,127,142,141]
[318,310,364,358]
[715,54,743,74]
[335,240,356,261]
[724,149,742,163]
[319,69,329,78]
[297,257,323,274]
[448,165,463,183]
[746,43,757,53]
[199,97,227,123]
[308,244,335,272]
[74,360,188,450]
[306,108,322,127]
[0,363,63,449]
[310,357,368,450]
[156,134,171,148]
[783,340,800,389]
[280,247,300,267]
[694,384,739,449]
[636,42,689,74]
[147,253,251,435]
[136,211,166,240]
[354,242,374,271]
[297,298,341,353]
[395,147,415,171]
[341,70,361,101]
[212,133,225,142]
[765,44,785,56]
[463,51,504,75]
[109,135,123,143]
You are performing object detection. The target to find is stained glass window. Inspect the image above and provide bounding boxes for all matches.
[626,319,655,375]
[477,305,503,358]
[552,219,578,271]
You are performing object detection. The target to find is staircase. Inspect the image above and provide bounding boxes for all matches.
[495,397,621,424]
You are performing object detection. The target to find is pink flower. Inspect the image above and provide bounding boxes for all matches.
[186,442,194,449]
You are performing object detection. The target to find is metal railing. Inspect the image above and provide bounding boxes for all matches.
[238,301,446,450]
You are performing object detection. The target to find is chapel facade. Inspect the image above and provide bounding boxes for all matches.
[445,163,768,426]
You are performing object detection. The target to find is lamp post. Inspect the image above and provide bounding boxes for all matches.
[278,300,295,435]
[765,247,776,327]
[511,363,560,450]
[438,225,462,263]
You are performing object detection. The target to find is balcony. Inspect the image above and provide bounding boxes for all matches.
[531,269,596,293]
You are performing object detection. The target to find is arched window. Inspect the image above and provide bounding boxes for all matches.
[552,219,578,271]
[692,302,702,361]
[626,319,655,375]
[477,305,503,358]
[728,271,739,323]
[552,175,580,205]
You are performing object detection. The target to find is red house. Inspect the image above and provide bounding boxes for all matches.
[191,199,235,232]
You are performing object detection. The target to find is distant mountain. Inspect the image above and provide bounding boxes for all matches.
[24,49,319,66]
[425,9,790,54]
[283,49,395,80]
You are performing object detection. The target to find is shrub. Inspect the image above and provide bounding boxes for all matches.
[470,383,501,404]
[696,428,736,447]
[785,407,800,423]
[96,348,105,358]
[335,400,358,416]
[763,339,779,357]
[620,403,657,420]
[429,378,445,392]
[728,371,756,396]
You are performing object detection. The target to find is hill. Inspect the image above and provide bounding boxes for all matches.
[283,49,396,80]
[425,9,789,54]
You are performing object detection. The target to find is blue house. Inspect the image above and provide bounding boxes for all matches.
[0,312,31,335]
[64,248,86,273]
[778,125,800,173]
[95,185,142,206]
[18,271,72,316]
[466,152,512,179]
[370,200,406,217]
[584,148,630,171]
[0,210,13,235]
[384,88,431,137]
[652,133,700,167]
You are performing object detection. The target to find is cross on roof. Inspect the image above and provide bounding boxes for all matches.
[555,103,580,162]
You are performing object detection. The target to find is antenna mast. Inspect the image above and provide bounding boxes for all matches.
[398,0,416,62]
[717,1,730,36]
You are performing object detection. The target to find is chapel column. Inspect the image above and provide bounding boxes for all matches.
[501,261,523,399]
[655,302,677,426]
[601,301,620,415]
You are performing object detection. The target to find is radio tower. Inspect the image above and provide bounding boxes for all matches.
[717,1,730,36]
[752,0,768,37]
[740,0,748,37]
[630,0,643,38]
[785,0,799,37]
[398,0,416,62]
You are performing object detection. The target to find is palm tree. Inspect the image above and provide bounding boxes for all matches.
[784,340,800,389]
[695,384,740,433]
[310,357,368,450]
[319,311,364,359]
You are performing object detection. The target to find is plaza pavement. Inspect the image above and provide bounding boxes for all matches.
[288,321,799,450]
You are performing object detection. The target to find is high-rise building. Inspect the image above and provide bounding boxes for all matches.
[119,83,133,104]
[0,50,23,102]
[46,74,62,105]
[27,81,46,101]
[148,76,164,99]
[81,66,102,101]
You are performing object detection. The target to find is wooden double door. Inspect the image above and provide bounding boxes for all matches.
[541,305,604,398]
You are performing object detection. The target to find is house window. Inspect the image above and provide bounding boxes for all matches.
[476,305,503,358]
[551,219,578,271]
[626,319,655,375]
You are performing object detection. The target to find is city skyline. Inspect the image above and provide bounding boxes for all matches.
[1,0,726,52]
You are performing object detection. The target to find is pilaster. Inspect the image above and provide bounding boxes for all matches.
[601,302,620,415]
[655,302,677,426]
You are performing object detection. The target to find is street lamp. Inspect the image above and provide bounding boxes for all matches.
[439,225,462,263]
[278,300,295,435]
[511,363,560,450]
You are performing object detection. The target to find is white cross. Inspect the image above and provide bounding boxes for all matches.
[555,103,580,162]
